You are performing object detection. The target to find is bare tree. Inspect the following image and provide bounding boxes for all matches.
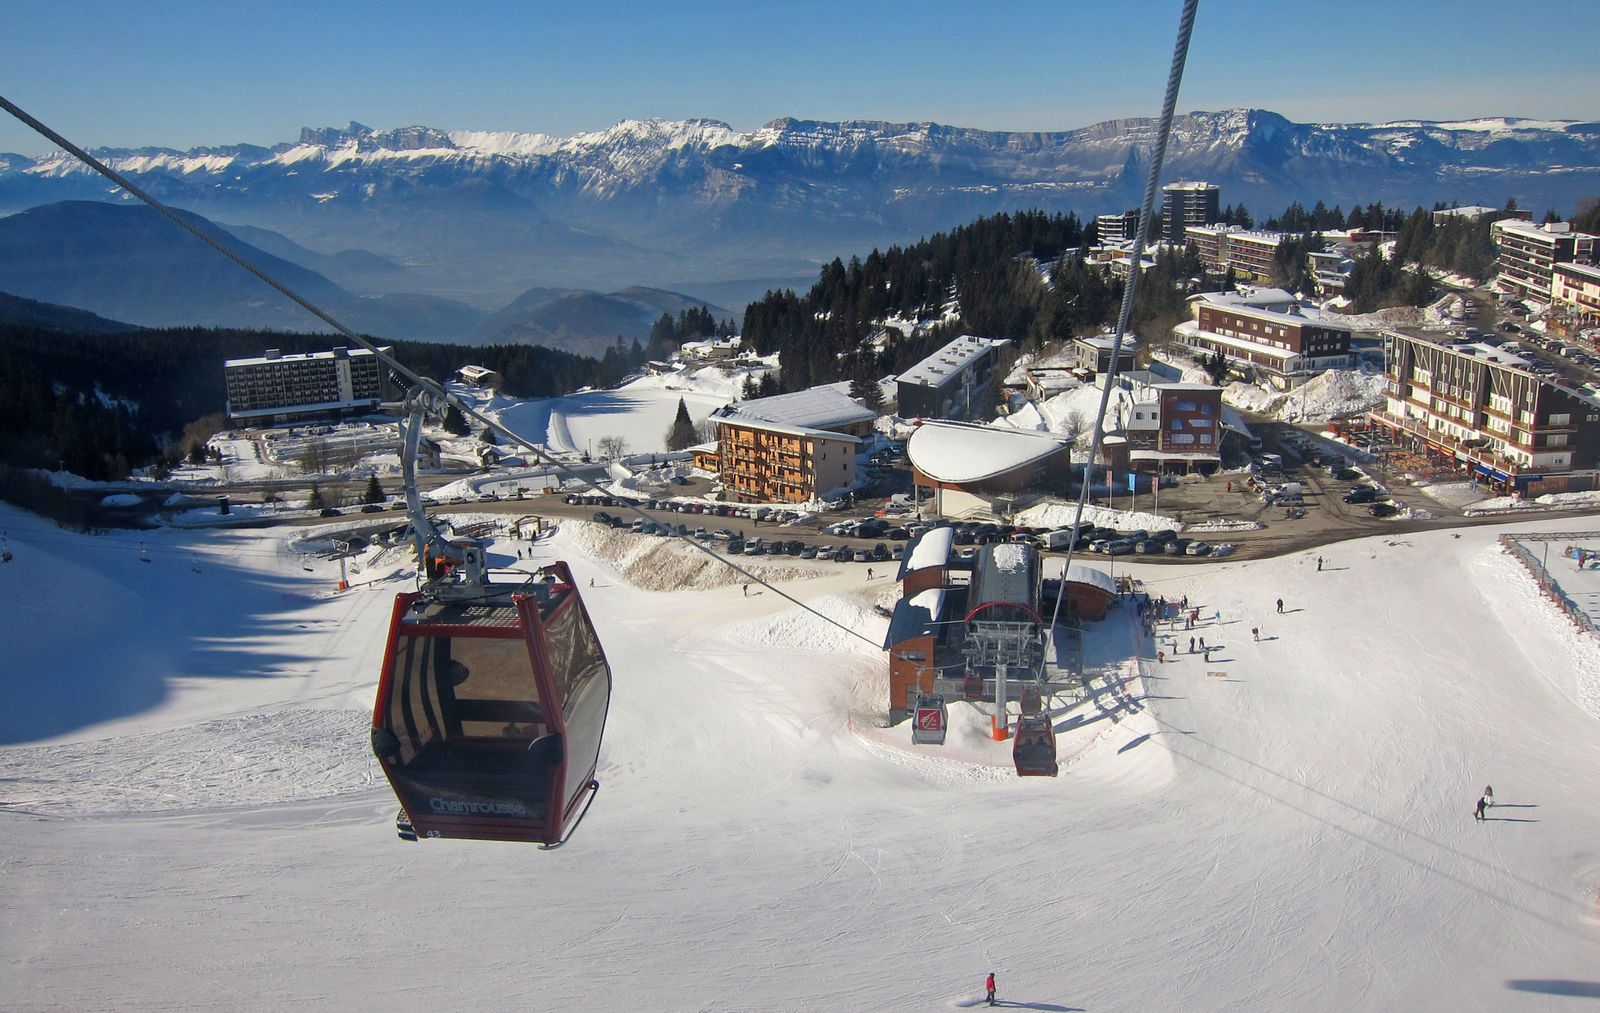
[596,435,628,461]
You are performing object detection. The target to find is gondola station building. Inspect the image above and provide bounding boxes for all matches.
[905,420,1072,520]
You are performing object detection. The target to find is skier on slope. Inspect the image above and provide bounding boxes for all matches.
[1276,598,1284,614]
[986,972,997,1006]
[1475,795,1488,821]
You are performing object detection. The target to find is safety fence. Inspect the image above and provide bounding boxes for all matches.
[1500,533,1600,638]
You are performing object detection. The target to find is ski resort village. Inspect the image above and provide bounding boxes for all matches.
[5,0,1600,990]
[5,173,1600,1009]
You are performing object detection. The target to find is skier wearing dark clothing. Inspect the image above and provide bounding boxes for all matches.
[1475,796,1488,821]
[1276,598,1284,614]
[986,973,996,1006]
[1189,636,1195,653]
[1316,556,1323,571]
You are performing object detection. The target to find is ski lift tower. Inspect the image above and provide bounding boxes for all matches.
[963,618,1044,741]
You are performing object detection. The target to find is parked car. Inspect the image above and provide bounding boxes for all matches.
[1343,486,1378,504]
[1369,502,1399,518]
[360,504,385,513]
[1165,538,1190,556]
[1186,540,1212,556]
[319,507,343,517]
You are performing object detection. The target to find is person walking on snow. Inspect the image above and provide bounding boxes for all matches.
[1475,795,1488,821]
[1316,555,1323,571]
[866,567,874,581]
[1483,785,1493,808]
[1252,626,1259,641]
[986,972,997,1006]
[1198,637,1206,652]
[1189,636,1195,653]
[1276,598,1284,614]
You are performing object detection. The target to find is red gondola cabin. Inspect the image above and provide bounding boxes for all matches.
[371,562,611,846]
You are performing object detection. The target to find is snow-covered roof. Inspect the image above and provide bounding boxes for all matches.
[712,416,862,444]
[714,384,876,432]
[906,420,1070,484]
[884,588,949,647]
[1556,261,1600,283]
[899,335,1009,389]
[1075,334,1138,351]
[1163,180,1218,191]
[224,347,383,368]
[1191,290,1352,331]
[902,527,955,574]
[1063,562,1115,595]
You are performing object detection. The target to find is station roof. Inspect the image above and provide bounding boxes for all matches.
[907,420,1069,484]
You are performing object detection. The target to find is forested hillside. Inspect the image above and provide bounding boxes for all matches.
[740,210,1199,394]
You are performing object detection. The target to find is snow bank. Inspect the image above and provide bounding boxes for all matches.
[564,521,826,592]
[1222,369,1385,423]
[1016,501,1182,533]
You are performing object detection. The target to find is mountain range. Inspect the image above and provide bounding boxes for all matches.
[0,202,729,354]
[2,107,1597,332]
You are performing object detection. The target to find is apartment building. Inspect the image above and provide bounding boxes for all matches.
[1371,330,1600,494]
[1173,289,1354,386]
[1184,224,1291,284]
[1551,261,1600,330]
[224,346,392,424]
[1492,219,1597,303]
[711,385,876,503]
[896,335,1012,420]
[1095,209,1143,245]
[1161,181,1220,243]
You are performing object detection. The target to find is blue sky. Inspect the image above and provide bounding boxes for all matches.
[2,0,1596,156]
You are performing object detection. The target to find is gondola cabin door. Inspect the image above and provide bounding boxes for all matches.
[911,695,947,746]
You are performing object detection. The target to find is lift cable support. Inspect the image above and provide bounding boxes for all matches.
[0,92,881,653]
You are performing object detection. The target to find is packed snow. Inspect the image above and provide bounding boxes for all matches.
[3,499,1600,1010]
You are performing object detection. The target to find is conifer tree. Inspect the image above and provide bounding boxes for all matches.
[363,475,384,504]
[664,397,697,451]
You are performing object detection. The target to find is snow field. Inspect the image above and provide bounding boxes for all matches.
[3,504,1600,1009]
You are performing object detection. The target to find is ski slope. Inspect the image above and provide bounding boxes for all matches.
[3,503,1599,1011]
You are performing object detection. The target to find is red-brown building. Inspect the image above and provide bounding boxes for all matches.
[1174,288,1354,387]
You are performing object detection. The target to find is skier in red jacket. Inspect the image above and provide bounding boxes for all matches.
[986,972,996,1006]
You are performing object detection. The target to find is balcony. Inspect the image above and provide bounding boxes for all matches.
[1370,411,1552,475]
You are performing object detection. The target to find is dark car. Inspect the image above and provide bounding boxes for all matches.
[1334,468,1362,481]
[872,542,890,561]
[360,504,385,513]
[1343,486,1378,504]
[319,507,343,517]
[1369,502,1399,518]
[1165,538,1190,556]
